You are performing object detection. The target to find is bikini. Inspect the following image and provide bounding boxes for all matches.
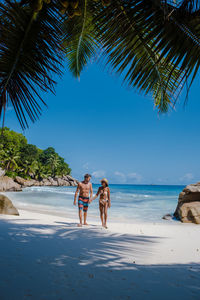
[99,188,109,205]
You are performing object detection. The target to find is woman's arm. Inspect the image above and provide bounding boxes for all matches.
[89,187,100,202]
[108,188,111,208]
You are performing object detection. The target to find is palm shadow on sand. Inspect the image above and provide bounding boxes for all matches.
[0,218,199,300]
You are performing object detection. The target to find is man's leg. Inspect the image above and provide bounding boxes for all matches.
[78,198,83,227]
[83,211,88,225]
[78,209,83,226]
[83,201,89,225]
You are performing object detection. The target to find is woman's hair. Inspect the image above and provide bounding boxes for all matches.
[101,180,108,187]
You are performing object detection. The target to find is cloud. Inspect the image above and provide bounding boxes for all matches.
[114,171,126,178]
[113,171,142,183]
[127,172,142,182]
[179,173,194,182]
[113,171,126,183]
[92,170,106,179]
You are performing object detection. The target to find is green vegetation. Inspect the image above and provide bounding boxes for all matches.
[0,128,71,180]
[0,0,200,128]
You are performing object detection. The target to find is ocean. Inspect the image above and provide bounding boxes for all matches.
[5,184,184,223]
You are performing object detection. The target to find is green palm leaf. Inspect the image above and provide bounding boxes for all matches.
[126,0,200,103]
[0,0,64,129]
[92,0,185,112]
[1,0,200,129]
[62,0,98,78]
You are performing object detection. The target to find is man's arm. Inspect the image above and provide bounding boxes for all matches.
[90,183,93,199]
[74,183,80,205]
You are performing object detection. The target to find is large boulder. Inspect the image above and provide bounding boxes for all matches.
[57,178,70,186]
[15,176,36,187]
[41,178,51,186]
[0,176,22,192]
[62,175,78,186]
[174,182,200,224]
[0,194,19,215]
[48,177,58,186]
[14,176,26,185]
[0,168,5,177]
[64,175,78,182]
[13,175,78,188]
[69,181,77,187]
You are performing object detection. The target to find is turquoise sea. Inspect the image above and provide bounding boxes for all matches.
[6,184,184,223]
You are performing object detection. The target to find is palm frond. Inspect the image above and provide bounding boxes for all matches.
[140,0,200,101]
[0,0,64,129]
[62,0,98,78]
[2,0,200,129]
[92,0,184,112]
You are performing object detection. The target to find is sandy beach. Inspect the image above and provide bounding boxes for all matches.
[0,209,200,300]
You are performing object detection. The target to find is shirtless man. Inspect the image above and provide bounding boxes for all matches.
[74,174,93,227]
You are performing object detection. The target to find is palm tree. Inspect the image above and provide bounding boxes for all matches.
[0,0,200,128]
[3,149,20,171]
[22,160,38,177]
[34,163,49,180]
[47,154,60,176]
[0,145,6,164]
[29,160,39,177]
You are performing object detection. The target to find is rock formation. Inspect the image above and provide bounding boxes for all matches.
[0,172,78,192]
[174,182,200,224]
[0,176,22,192]
[0,167,5,177]
[0,194,19,215]
[15,176,36,187]
[14,175,78,188]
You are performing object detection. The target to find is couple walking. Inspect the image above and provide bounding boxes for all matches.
[73,174,111,228]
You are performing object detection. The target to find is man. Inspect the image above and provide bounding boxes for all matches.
[74,174,93,227]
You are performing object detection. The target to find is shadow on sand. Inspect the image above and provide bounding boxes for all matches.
[0,218,199,300]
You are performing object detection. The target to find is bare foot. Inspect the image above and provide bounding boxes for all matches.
[77,223,82,227]
[84,222,89,226]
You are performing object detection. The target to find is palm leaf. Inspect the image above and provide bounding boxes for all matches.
[0,0,64,129]
[92,0,184,112]
[134,0,200,102]
[2,0,200,130]
[62,0,98,78]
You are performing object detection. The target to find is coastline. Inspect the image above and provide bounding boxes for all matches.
[3,184,184,224]
[0,174,78,192]
[0,209,200,299]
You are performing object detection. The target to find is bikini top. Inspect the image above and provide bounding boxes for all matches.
[100,188,108,200]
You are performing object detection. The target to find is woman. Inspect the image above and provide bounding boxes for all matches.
[90,178,111,228]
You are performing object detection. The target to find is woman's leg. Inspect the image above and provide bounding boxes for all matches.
[104,203,108,228]
[99,204,104,226]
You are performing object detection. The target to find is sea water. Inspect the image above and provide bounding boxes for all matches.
[5,184,184,223]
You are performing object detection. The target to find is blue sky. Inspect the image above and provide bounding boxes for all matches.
[4,63,200,185]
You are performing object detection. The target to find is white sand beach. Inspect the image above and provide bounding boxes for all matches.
[0,209,200,300]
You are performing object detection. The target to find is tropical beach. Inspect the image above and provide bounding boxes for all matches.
[1,207,200,300]
[1,0,200,299]
[0,183,200,299]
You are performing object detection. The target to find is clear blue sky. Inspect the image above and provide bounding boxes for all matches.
[4,63,200,185]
